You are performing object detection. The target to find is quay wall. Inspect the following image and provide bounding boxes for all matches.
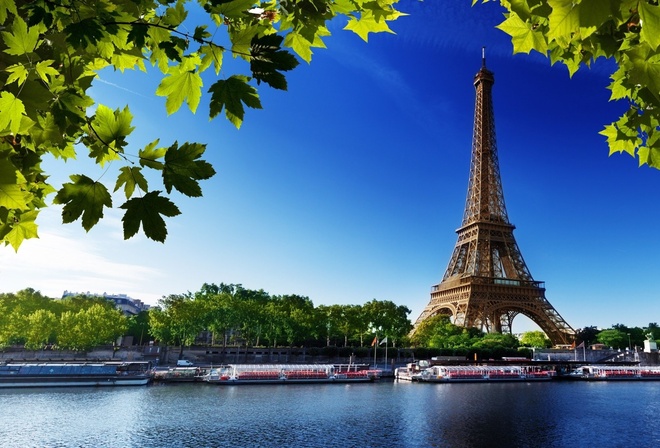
[3,346,658,366]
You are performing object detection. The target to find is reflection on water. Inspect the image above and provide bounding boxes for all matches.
[1,381,660,447]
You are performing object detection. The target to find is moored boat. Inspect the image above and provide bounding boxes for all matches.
[419,365,554,383]
[204,364,379,384]
[395,362,426,382]
[569,365,660,380]
[0,361,153,388]
[152,366,207,383]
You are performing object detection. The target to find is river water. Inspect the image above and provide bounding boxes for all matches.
[1,380,659,447]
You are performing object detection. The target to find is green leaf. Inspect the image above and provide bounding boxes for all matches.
[496,13,548,54]
[1,15,40,55]
[229,25,259,60]
[607,67,631,101]
[209,0,256,18]
[0,91,26,135]
[208,75,262,128]
[0,160,30,210]
[34,60,59,84]
[115,166,148,199]
[155,56,203,114]
[53,175,112,231]
[200,44,224,75]
[547,0,580,45]
[624,44,660,102]
[139,140,166,170]
[91,104,135,149]
[120,191,181,242]
[32,114,65,148]
[126,21,150,48]
[0,0,18,24]
[64,18,104,49]
[284,28,328,63]
[4,211,39,252]
[344,11,395,42]
[163,142,215,197]
[639,1,660,51]
[5,63,29,86]
[162,0,189,26]
[250,34,299,90]
[600,120,638,158]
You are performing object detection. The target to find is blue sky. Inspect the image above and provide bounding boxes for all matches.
[1,1,659,333]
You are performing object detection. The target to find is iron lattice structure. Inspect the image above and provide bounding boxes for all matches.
[412,57,575,346]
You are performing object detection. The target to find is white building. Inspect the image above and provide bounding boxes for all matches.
[61,291,150,316]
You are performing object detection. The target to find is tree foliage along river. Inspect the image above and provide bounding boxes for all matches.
[2,283,659,356]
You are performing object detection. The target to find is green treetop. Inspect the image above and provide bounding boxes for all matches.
[0,0,403,250]
[485,0,660,169]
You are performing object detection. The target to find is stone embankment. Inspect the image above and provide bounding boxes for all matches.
[2,346,657,366]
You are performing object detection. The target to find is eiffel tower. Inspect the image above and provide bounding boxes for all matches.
[412,52,575,346]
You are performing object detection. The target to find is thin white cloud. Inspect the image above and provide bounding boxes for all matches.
[0,209,162,303]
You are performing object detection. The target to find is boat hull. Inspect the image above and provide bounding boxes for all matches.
[0,376,151,388]
[204,364,378,385]
[568,366,660,381]
[206,377,373,385]
[0,362,153,388]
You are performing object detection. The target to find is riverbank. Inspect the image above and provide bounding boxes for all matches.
[2,345,658,367]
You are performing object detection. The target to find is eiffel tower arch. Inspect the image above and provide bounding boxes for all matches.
[412,52,575,346]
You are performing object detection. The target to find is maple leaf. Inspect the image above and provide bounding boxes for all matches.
[139,140,166,170]
[284,27,329,64]
[90,104,135,151]
[6,63,29,86]
[53,175,112,231]
[1,16,40,55]
[208,75,262,129]
[639,2,660,51]
[250,34,299,90]
[0,159,30,210]
[4,211,39,252]
[115,166,149,199]
[496,14,548,54]
[35,60,59,84]
[64,18,104,49]
[0,91,26,135]
[120,191,181,242]
[344,11,394,42]
[163,142,216,197]
[546,0,579,46]
[155,56,203,114]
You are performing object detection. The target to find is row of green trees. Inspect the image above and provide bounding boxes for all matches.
[0,289,128,351]
[149,283,413,355]
[3,286,658,355]
[576,324,660,350]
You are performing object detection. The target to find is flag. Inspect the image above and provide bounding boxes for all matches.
[371,336,378,347]
[380,337,388,346]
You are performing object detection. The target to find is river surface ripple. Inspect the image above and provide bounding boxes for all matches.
[1,380,659,447]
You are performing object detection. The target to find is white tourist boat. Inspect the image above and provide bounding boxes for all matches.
[418,365,554,383]
[204,364,379,384]
[569,365,660,380]
[0,361,153,388]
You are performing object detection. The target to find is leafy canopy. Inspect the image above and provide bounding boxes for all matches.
[480,0,660,170]
[0,0,403,250]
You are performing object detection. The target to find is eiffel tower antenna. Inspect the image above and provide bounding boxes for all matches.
[411,55,575,345]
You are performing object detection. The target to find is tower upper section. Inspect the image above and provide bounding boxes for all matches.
[461,56,510,228]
